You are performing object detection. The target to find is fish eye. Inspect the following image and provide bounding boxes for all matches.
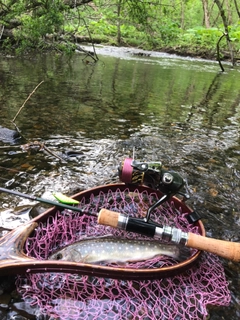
[56,253,63,260]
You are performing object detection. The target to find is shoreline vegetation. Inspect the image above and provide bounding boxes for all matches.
[1,31,239,64]
[71,34,240,62]
[0,0,239,66]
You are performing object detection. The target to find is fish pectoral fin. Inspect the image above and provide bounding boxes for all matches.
[115,261,127,266]
[69,248,90,264]
[80,254,92,264]
[70,249,84,262]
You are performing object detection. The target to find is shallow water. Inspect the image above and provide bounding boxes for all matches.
[0,46,240,319]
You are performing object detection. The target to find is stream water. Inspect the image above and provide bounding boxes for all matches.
[0,46,240,319]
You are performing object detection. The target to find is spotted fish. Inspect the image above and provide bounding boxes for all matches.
[49,236,180,264]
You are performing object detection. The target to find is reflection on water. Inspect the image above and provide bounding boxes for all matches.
[1,53,239,139]
[0,50,240,319]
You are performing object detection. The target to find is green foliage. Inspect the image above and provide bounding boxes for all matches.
[0,0,239,56]
[1,37,12,52]
[228,25,240,42]
[125,0,149,25]
[181,27,222,47]
[16,5,64,39]
[177,25,240,51]
[1,0,67,53]
[89,19,118,36]
[156,21,181,45]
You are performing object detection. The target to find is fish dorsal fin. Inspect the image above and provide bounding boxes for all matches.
[79,234,114,241]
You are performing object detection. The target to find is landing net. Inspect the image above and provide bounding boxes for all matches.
[16,186,230,319]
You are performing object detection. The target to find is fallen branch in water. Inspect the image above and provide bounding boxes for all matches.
[42,143,67,163]
[11,81,44,123]
[21,141,67,163]
[9,80,67,163]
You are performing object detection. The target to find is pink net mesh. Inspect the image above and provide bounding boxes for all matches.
[16,187,230,319]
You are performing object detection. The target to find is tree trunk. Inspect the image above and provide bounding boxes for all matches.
[117,0,123,46]
[202,0,211,28]
[233,0,240,18]
[214,0,235,66]
[181,0,185,29]
[225,0,232,24]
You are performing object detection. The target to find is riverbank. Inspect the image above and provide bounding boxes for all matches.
[68,31,240,63]
[74,41,239,73]
[1,33,239,65]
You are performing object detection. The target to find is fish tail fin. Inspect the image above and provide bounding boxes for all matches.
[176,245,193,262]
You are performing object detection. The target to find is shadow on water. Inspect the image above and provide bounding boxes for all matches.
[0,49,240,319]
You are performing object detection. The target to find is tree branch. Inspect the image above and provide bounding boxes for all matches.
[216,33,225,72]
[11,81,44,123]
[63,0,93,8]
[214,0,236,67]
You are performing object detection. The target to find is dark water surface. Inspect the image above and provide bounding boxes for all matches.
[0,47,240,319]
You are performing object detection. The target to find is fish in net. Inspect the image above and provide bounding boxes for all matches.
[16,187,230,319]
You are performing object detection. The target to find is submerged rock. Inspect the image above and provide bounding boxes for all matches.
[0,126,22,145]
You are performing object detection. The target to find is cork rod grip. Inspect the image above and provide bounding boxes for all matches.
[187,232,240,262]
[98,209,121,228]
